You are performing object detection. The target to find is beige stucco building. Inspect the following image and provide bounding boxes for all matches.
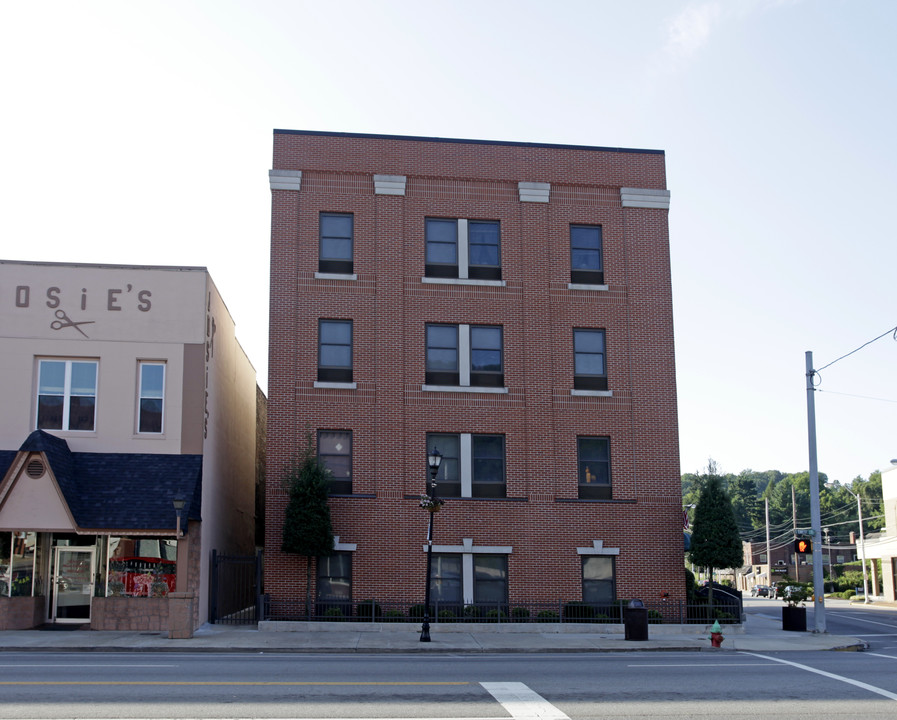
[859,466,897,603]
[0,260,259,632]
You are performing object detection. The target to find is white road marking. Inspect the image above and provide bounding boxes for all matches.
[741,652,897,701]
[627,662,778,667]
[481,681,570,720]
[866,652,897,660]
[827,612,897,630]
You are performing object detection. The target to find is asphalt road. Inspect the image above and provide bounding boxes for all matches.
[743,596,897,651]
[1,646,896,720]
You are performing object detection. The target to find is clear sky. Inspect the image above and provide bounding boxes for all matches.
[2,0,895,483]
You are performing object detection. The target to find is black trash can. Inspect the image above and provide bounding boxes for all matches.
[624,599,649,641]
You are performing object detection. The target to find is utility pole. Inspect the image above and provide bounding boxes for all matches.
[765,497,772,590]
[805,351,826,633]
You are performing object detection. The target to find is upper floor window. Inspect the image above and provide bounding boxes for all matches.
[425,218,501,281]
[425,324,504,388]
[36,359,97,432]
[319,213,353,274]
[577,436,611,500]
[318,320,353,383]
[138,362,165,434]
[573,329,607,391]
[318,430,352,494]
[427,432,506,498]
[570,224,603,285]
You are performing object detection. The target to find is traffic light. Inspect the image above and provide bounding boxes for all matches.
[794,538,812,554]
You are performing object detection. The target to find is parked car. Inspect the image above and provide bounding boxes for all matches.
[750,585,770,597]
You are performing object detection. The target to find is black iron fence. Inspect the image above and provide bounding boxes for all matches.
[209,550,263,625]
[262,597,742,625]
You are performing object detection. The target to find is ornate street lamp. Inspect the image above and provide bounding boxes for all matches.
[420,447,442,642]
[172,493,186,538]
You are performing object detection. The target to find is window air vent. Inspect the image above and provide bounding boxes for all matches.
[26,459,45,479]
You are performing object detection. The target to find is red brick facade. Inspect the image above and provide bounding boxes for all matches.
[265,130,684,612]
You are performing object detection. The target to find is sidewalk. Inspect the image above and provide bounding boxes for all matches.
[0,612,867,653]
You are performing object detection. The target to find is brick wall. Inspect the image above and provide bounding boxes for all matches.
[265,131,683,608]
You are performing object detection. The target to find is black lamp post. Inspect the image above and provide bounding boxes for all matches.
[420,447,442,642]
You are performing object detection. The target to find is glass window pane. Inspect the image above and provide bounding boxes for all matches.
[37,396,63,429]
[321,321,352,344]
[427,434,459,482]
[140,364,164,398]
[427,325,458,348]
[469,221,500,267]
[319,431,350,455]
[321,237,352,260]
[575,355,605,375]
[471,350,501,372]
[571,249,601,271]
[68,397,95,431]
[575,331,604,353]
[571,225,602,250]
[70,362,97,395]
[579,437,609,461]
[321,214,353,239]
[426,219,457,244]
[38,361,65,394]
[320,346,352,367]
[470,327,501,350]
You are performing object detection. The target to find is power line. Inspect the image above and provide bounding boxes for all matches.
[815,325,897,374]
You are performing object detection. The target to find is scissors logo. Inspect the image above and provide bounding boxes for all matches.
[51,309,95,338]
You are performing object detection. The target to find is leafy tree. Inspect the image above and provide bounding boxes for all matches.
[689,468,744,607]
[281,431,335,618]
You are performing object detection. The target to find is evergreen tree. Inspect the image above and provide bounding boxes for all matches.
[281,432,335,618]
[689,471,744,607]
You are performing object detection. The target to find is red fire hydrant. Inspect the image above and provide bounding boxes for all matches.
[709,620,724,648]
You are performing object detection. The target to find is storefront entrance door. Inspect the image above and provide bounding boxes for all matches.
[53,547,94,623]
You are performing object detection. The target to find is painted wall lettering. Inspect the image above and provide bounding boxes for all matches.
[15,286,29,307]
[46,287,60,308]
[9,285,155,312]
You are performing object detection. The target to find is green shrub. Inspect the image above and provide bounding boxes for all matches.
[323,607,344,619]
[463,604,480,619]
[536,610,559,622]
[511,607,530,621]
[407,604,426,619]
[355,600,381,621]
[486,609,506,621]
[383,608,405,620]
[437,609,456,620]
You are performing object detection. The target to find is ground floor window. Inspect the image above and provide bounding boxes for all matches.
[0,531,38,597]
[429,553,509,611]
[317,553,352,617]
[473,555,508,605]
[431,554,462,604]
[582,556,616,604]
[106,536,178,597]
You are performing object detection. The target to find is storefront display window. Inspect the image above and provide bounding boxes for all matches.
[106,536,177,597]
[1,531,38,597]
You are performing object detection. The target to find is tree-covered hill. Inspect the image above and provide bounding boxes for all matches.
[682,462,885,546]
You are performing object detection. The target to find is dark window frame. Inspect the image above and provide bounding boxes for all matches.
[425,218,459,278]
[316,552,352,616]
[318,319,353,383]
[467,220,502,280]
[570,224,604,285]
[469,325,504,387]
[581,556,616,604]
[471,434,506,498]
[319,212,354,274]
[426,433,462,498]
[425,323,460,386]
[473,554,508,606]
[573,328,608,391]
[577,436,611,500]
[317,429,352,495]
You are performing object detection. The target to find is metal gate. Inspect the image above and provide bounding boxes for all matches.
[209,549,262,624]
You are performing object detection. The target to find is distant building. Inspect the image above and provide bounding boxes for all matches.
[739,538,858,592]
[0,261,260,632]
[859,466,897,602]
[264,130,683,619]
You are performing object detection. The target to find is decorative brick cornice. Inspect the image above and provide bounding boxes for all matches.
[518,181,551,203]
[373,174,407,195]
[620,187,670,209]
[268,169,302,191]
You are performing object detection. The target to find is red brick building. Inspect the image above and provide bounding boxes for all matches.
[265,130,683,619]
